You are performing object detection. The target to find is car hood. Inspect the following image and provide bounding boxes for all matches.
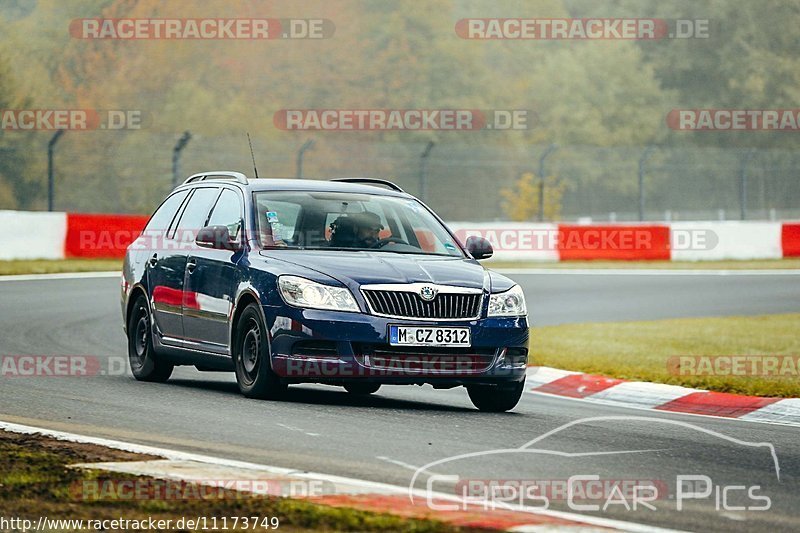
[259,250,491,292]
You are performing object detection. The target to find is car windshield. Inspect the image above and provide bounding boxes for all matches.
[254,190,463,257]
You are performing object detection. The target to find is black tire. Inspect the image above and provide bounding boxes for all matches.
[127,294,173,382]
[233,304,286,399]
[344,383,381,395]
[467,380,525,412]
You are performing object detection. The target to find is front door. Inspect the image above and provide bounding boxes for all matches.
[183,187,244,352]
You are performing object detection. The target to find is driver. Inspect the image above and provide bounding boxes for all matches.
[330,211,384,248]
[353,211,384,248]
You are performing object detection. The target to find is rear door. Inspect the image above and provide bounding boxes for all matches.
[183,187,244,351]
[145,189,190,340]
[153,186,219,343]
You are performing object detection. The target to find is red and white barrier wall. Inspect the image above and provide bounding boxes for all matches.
[450,221,800,262]
[0,211,68,260]
[0,210,148,260]
[1,210,799,261]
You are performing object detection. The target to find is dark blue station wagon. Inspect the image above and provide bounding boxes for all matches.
[121,173,529,411]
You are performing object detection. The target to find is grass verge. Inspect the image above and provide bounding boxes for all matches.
[2,258,799,276]
[0,259,121,276]
[489,258,800,270]
[530,313,800,398]
[0,431,473,533]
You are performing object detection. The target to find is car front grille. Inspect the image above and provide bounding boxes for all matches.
[362,289,482,319]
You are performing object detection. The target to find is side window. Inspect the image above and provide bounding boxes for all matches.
[172,188,220,242]
[144,190,189,234]
[207,189,243,239]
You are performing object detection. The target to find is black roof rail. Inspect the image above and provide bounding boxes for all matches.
[329,178,404,193]
[183,171,248,185]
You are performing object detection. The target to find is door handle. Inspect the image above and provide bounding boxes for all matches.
[148,253,158,267]
[186,259,197,273]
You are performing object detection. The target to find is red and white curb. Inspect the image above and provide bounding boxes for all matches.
[0,420,682,533]
[527,367,800,427]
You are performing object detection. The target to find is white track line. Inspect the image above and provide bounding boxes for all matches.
[0,420,683,533]
[0,271,120,282]
[376,456,444,478]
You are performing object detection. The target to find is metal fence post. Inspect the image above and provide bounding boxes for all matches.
[419,141,435,202]
[296,139,315,179]
[638,145,655,221]
[47,130,65,212]
[537,144,557,222]
[739,148,756,220]
[172,131,192,188]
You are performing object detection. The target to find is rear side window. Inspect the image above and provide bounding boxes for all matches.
[171,188,220,242]
[144,190,189,234]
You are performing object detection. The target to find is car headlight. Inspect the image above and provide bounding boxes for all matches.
[278,275,359,312]
[488,285,527,317]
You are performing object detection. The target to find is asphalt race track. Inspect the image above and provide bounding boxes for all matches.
[1,272,799,532]
[511,269,800,326]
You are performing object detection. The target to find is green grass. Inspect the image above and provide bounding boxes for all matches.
[530,313,800,398]
[489,258,800,270]
[0,259,122,275]
[0,432,476,533]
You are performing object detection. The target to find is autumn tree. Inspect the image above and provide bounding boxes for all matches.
[0,47,38,209]
[501,172,567,222]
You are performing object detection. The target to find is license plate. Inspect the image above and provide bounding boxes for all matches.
[389,325,471,347]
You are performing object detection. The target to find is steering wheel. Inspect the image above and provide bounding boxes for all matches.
[370,236,410,248]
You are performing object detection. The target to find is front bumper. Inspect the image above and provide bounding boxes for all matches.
[266,305,529,386]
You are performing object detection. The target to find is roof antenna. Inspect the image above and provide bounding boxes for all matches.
[247,132,259,179]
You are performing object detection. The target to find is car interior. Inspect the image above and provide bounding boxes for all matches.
[255,193,441,254]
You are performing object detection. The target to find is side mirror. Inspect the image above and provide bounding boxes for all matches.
[196,225,241,251]
[465,235,493,260]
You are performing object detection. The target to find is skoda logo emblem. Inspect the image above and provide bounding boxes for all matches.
[419,286,438,301]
